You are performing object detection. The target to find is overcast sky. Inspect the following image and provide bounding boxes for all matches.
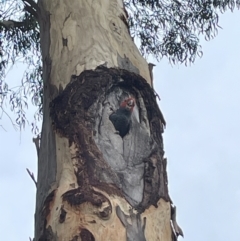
[0,10,240,241]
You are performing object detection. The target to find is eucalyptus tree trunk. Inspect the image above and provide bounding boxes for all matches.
[36,0,177,240]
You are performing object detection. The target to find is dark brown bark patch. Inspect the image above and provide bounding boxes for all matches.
[62,187,108,207]
[39,226,56,241]
[50,66,169,211]
[79,229,95,241]
[98,205,112,219]
[70,236,78,241]
[59,205,67,223]
[37,190,56,240]
[42,189,56,226]
[62,186,112,220]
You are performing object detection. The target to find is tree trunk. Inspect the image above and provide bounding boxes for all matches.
[35,0,176,240]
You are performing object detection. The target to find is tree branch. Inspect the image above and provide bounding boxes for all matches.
[32,135,40,157]
[0,20,25,29]
[26,168,37,187]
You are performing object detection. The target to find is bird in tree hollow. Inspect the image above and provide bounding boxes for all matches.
[109,97,135,138]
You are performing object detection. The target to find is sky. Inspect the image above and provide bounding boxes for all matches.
[0,10,240,241]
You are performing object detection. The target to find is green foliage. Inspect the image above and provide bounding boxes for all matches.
[125,0,240,64]
[0,0,239,131]
[0,0,41,132]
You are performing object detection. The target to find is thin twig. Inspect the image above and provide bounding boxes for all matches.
[0,125,7,131]
[0,20,25,29]
[0,107,18,131]
[26,168,37,187]
[153,88,161,101]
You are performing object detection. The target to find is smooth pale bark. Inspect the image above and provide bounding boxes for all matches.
[35,0,179,240]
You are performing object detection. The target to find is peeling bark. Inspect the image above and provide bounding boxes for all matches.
[116,205,146,241]
[35,0,177,240]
